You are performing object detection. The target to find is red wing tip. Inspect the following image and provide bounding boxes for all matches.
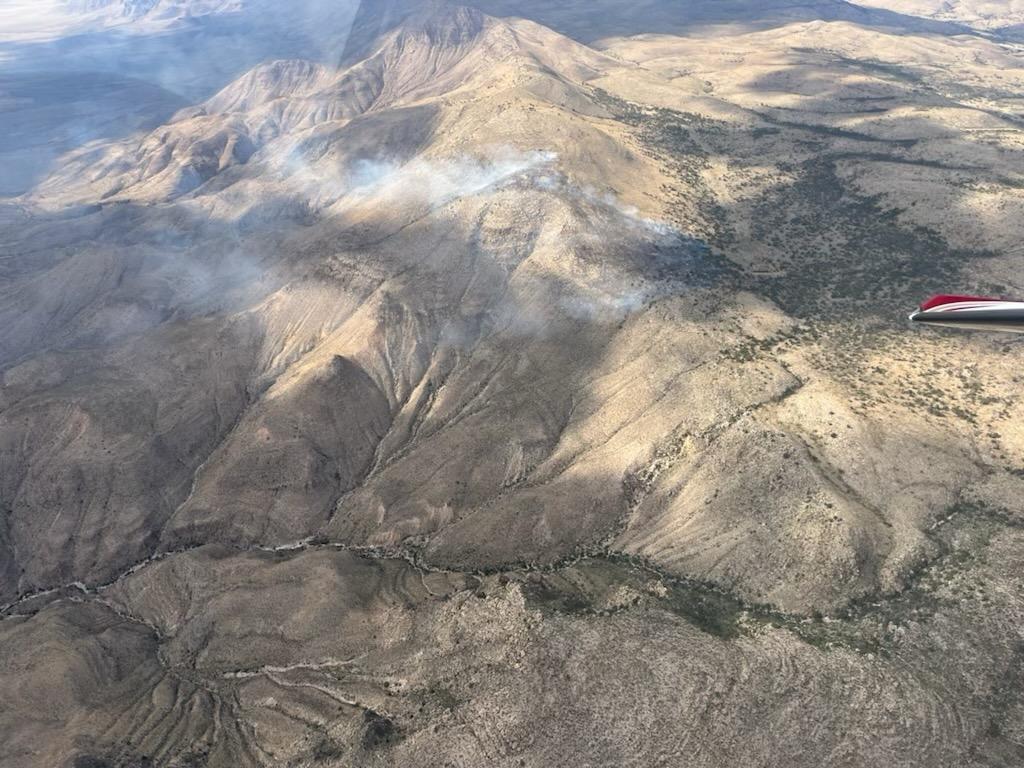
[919,294,1000,312]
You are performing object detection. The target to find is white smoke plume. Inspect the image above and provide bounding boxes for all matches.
[343,149,560,205]
[263,143,560,213]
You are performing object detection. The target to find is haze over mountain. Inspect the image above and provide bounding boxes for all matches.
[0,0,362,101]
[3,1,1024,766]
[853,0,1024,30]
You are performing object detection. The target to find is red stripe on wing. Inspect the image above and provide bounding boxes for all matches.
[920,294,1000,311]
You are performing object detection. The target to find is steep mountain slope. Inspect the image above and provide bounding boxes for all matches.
[4,1,1024,766]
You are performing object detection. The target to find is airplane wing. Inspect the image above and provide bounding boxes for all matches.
[910,294,1024,333]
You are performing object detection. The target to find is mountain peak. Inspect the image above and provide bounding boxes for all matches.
[402,2,486,42]
[341,0,487,64]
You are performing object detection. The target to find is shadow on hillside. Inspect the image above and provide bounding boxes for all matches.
[612,49,1024,323]
[337,0,981,62]
[467,0,977,42]
[0,71,188,197]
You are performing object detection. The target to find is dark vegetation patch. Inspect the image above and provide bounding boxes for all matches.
[752,113,920,146]
[772,498,1022,656]
[657,577,746,639]
[745,155,992,317]
[592,85,997,323]
[521,574,593,615]
[829,150,977,172]
[171,750,208,768]
[73,756,152,768]
[410,683,463,717]
[589,87,737,253]
[311,735,346,762]
[428,685,462,711]
[971,641,1024,762]
[833,56,926,86]
[517,555,750,640]
[516,492,1019,655]
[361,709,401,751]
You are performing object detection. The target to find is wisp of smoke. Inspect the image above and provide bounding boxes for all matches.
[345,149,560,206]
[261,142,560,217]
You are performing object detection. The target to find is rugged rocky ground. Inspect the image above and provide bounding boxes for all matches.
[3,1,1024,766]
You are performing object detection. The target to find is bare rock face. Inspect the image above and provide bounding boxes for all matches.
[3,1,1024,766]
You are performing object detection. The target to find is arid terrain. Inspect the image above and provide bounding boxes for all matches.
[3,1,1024,766]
